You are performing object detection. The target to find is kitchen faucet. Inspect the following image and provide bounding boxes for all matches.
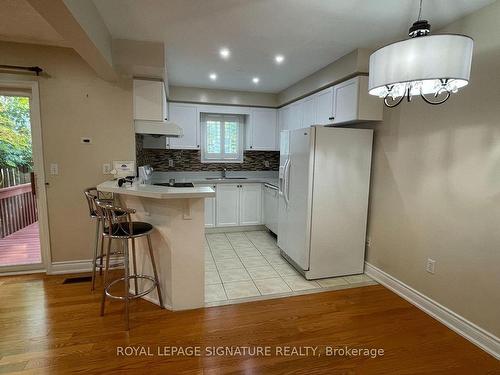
[222,168,227,178]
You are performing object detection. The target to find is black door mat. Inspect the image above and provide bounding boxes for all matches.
[62,276,92,284]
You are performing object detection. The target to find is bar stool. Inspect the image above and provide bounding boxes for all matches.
[95,199,164,330]
[84,188,125,291]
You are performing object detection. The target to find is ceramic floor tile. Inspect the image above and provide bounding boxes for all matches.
[205,261,217,271]
[209,242,233,251]
[246,265,280,280]
[264,254,289,266]
[283,275,321,291]
[240,256,270,268]
[317,277,349,288]
[254,278,292,295]
[211,249,238,260]
[230,241,255,249]
[272,263,300,276]
[219,268,251,282]
[215,258,245,271]
[224,280,260,300]
[205,270,222,285]
[205,284,227,302]
[235,247,261,257]
[258,247,281,256]
[343,274,371,284]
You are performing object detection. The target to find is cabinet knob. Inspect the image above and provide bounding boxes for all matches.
[250,146,253,149]
[328,116,335,120]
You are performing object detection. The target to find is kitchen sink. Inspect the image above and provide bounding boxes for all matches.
[205,177,248,180]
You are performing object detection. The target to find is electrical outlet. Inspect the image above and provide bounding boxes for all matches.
[264,160,270,168]
[168,159,174,167]
[366,237,371,248]
[426,258,436,274]
[50,163,59,175]
[102,163,111,175]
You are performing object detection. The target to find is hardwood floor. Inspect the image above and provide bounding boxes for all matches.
[0,273,498,374]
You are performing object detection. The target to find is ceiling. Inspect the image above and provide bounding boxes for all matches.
[93,0,493,93]
[0,0,68,47]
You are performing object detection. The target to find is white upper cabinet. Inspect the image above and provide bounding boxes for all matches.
[315,87,335,125]
[133,79,166,121]
[302,96,316,128]
[332,76,383,124]
[246,108,278,151]
[168,103,200,149]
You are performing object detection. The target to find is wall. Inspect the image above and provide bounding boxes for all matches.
[365,1,500,337]
[136,135,279,172]
[0,41,134,263]
[277,48,371,106]
[169,86,278,107]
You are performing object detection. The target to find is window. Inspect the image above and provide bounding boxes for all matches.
[201,113,244,163]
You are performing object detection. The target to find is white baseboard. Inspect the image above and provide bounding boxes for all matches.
[365,262,500,360]
[48,259,93,275]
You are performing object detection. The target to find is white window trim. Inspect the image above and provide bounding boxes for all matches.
[201,113,244,163]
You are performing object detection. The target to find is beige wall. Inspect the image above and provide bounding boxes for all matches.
[277,48,370,106]
[365,1,500,336]
[169,86,278,107]
[0,41,134,263]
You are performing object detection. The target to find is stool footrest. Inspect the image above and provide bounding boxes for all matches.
[104,275,158,300]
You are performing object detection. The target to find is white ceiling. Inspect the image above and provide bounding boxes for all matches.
[0,0,68,47]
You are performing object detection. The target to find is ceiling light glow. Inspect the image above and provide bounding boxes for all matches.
[219,48,230,59]
[209,73,217,81]
[275,55,285,64]
[252,77,260,84]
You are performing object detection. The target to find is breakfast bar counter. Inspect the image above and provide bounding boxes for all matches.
[97,180,215,311]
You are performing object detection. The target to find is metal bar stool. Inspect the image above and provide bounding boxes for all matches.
[84,188,125,291]
[95,199,164,330]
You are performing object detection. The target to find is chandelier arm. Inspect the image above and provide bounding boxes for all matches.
[420,90,451,105]
[384,94,405,108]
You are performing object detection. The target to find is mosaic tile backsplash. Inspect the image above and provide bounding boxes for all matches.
[136,135,279,172]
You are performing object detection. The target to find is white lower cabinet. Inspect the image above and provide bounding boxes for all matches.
[195,184,216,228]
[213,183,262,227]
[239,183,262,225]
[216,184,240,227]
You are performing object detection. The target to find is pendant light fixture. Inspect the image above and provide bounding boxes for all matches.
[368,0,474,107]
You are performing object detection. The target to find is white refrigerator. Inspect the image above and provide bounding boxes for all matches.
[277,126,373,280]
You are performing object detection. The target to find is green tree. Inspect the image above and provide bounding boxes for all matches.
[0,96,32,169]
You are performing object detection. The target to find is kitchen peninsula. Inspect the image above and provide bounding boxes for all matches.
[97,180,215,310]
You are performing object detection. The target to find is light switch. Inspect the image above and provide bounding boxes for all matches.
[102,163,111,174]
[50,163,59,175]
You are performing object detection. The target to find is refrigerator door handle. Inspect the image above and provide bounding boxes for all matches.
[283,158,290,206]
[285,159,291,205]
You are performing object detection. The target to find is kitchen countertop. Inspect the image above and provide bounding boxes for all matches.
[151,171,279,188]
[97,180,215,199]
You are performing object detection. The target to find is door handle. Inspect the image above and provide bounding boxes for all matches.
[30,172,36,197]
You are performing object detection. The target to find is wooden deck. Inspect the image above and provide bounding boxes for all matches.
[0,222,41,267]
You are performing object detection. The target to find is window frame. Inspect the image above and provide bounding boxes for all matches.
[201,113,244,163]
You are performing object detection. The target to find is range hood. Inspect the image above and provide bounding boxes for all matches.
[134,120,183,137]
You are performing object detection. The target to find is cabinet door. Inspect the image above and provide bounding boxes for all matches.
[142,135,168,149]
[279,105,292,131]
[196,184,216,228]
[315,87,334,125]
[133,79,165,121]
[332,78,358,124]
[248,108,278,151]
[239,183,262,226]
[216,184,239,227]
[289,101,303,130]
[168,103,200,149]
[302,96,316,128]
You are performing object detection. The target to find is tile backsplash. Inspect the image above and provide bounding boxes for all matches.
[136,135,279,171]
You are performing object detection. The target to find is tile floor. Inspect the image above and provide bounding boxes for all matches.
[205,230,377,305]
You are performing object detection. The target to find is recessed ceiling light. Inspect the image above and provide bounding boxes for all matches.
[275,55,285,64]
[219,48,230,59]
[252,77,260,84]
[209,73,217,81]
